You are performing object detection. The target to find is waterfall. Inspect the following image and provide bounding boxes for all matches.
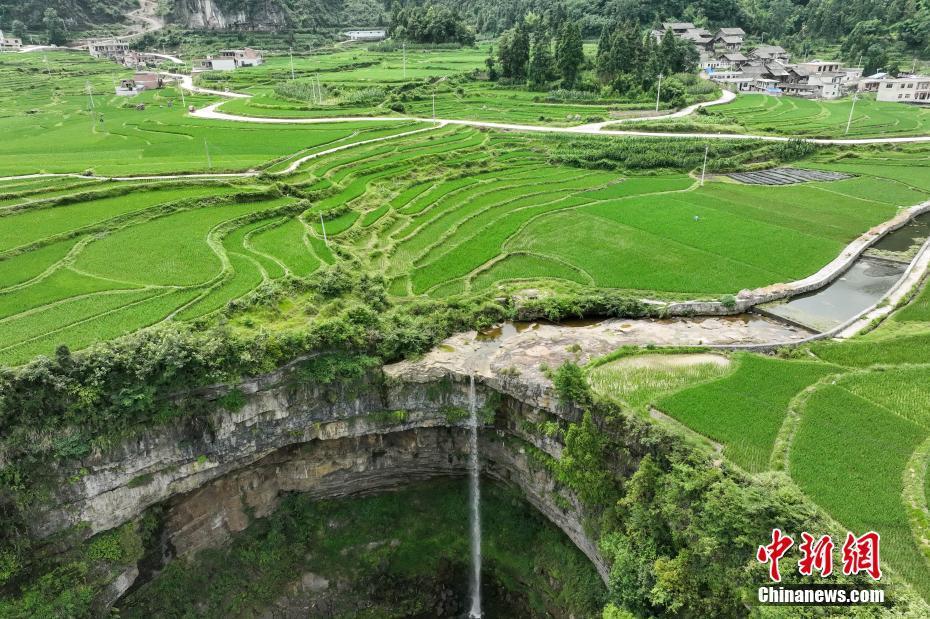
[467,374,482,618]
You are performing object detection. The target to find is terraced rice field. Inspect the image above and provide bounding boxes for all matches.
[3,123,928,364]
[0,51,423,176]
[713,93,930,138]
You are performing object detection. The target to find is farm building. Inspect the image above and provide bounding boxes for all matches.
[345,29,387,41]
[876,76,930,104]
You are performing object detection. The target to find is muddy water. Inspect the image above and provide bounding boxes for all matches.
[759,214,930,332]
[869,212,930,255]
[759,257,907,332]
[476,319,600,341]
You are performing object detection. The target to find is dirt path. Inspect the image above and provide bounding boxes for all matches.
[124,0,165,39]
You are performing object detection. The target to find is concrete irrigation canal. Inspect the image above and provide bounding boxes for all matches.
[757,212,930,333]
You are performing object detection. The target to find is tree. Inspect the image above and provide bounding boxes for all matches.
[555,22,584,88]
[596,21,643,84]
[485,45,498,80]
[389,3,475,46]
[10,20,26,41]
[842,19,887,70]
[527,35,555,90]
[43,8,66,46]
[498,25,529,80]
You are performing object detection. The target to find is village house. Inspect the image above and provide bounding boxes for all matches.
[0,33,23,50]
[133,71,163,90]
[858,72,889,92]
[194,56,236,72]
[345,29,387,42]
[193,48,263,72]
[876,76,930,104]
[218,48,263,67]
[662,22,697,36]
[680,27,714,49]
[115,78,144,96]
[712,28,745,54]
[748,45,791,63]
[114,71,164,96]
[89,40,130,61]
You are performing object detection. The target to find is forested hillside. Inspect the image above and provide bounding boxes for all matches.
[2,0,928,61]
[421,0,930,56]
[0,0,136,30]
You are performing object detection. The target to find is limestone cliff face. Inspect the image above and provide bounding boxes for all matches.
[35,360,606,606]
[171,0,289,30]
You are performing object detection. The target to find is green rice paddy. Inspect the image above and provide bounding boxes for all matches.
[712,93,930,138]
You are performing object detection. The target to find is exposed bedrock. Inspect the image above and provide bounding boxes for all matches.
[172,0,288,30]
[35,359,606,606]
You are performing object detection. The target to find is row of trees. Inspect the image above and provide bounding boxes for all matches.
[493,21,583,89]
[596,22,697,97]
[388,3,475,45]
[492,18,697,97]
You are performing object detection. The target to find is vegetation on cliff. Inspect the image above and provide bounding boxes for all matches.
[553,370,930,617]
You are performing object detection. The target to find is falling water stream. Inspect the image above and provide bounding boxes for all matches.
[467,374,482,618]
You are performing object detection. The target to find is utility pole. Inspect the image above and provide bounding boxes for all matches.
[845,93,859,136]
[655,73,663,112]
[319,213,328,245]
[204,139,212,169]
[85,80,95,110]
[289,47,295,80]
[432,93,436,119]
[402,42,406,79]
[913,57,918,74]
[700,144,709,186]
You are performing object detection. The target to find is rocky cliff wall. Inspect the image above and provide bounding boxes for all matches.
[171,0,289,30]
[33,360,606,607]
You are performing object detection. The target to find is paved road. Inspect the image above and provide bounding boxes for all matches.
[180,82,930,145]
